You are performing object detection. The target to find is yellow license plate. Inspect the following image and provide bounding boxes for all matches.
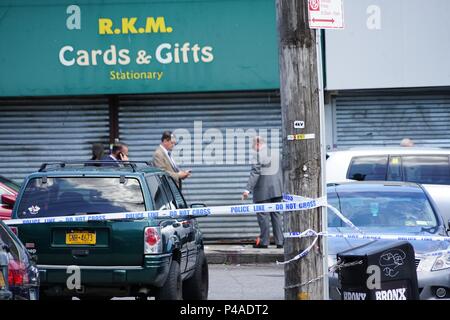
[66,231,96,245]
[0,270,5,288]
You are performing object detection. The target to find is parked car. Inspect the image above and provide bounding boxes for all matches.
[0,249,12,300]
[11,161,208,300]
[326,147,450,222]
[327,181,450,300]
[0,219,39,300]
[0,176,20,193]
[0,175,20,220]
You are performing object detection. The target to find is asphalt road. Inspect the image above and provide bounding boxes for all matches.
[109,263,285,300]
[208,263,284,300]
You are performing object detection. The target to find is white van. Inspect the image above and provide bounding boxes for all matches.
[326,147,450,222]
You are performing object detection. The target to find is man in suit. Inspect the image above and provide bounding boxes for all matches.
[101,143,129,167]
[242,136,283,249]
[153,131,191,188]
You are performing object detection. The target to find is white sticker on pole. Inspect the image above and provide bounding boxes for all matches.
[294,121,305,129]
[287,134,315,141]
[308,0,344,29]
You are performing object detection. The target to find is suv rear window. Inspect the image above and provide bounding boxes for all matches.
[347,156,388,181]
[402,155,450,185]
[17,177,145,218]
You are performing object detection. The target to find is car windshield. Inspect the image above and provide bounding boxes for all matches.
[328,190,438,228]
[17,177,146,218]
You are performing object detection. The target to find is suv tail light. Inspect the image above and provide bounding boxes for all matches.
[144,227,162,254]
[8,259,28,286]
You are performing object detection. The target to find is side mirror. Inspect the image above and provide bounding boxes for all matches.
[1,194,16,207]
[190,203,207,208]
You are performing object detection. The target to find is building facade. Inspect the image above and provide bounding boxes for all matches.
[324,0,450,150]
[0,0,281,241]
[3,0,449,241]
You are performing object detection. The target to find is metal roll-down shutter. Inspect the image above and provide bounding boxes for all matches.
[0,97,110,184]
[334,93,450,149]
[118,92,282,241]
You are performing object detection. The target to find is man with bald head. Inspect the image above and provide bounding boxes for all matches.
[242,136,284,249]
[101,142,129,166]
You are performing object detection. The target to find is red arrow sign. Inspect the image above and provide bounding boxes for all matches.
[312,18,335,23]
[308,0,344,29]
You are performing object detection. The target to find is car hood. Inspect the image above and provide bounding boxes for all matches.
[327,227,450,256]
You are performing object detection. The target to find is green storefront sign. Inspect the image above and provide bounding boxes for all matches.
[0,0,279,97]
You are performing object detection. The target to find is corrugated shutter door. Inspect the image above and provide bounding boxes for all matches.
[118,92,281,241]
[334,94,450,148]
[0,98,110,183]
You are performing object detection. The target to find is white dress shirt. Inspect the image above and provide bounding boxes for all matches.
[160,144,180,172]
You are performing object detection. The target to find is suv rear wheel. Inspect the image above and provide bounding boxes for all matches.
[182,249,209,300]
[156,259,182,300]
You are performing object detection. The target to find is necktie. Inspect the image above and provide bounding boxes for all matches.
[168,151,180,172]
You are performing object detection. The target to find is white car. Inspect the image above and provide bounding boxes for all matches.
[326,147,450,223]
[327,182,450,300]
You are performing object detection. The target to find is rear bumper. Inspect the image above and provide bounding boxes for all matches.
[38,254,171,291]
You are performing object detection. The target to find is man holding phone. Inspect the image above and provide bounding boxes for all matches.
[153,131,191,188]
[101,142,129,166]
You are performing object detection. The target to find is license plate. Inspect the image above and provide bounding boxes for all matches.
[66,231,96,245]
[0,270,5,288]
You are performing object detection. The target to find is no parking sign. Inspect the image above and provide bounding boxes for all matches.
[308,0,345,29]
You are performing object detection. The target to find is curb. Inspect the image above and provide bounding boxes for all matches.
[205,245,284,264]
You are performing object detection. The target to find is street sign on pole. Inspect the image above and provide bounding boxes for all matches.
[308,0,344,29]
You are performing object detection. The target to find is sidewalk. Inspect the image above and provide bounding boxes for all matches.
[204,244,284,264]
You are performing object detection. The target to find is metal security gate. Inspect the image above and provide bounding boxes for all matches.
[0,97,110,184]
[118,92,282,241]
[333,93,450,149]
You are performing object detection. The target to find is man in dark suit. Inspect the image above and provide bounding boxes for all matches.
[242,136,283,248]
[101,143,129,166]
[152,131,191,188]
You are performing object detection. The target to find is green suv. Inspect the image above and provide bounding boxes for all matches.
[11,162,208,300]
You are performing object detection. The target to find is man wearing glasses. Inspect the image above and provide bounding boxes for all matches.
[153,131,191,188]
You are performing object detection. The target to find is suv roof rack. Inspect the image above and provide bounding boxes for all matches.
[38,161,154,173]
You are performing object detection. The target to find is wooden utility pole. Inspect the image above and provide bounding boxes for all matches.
[276,0,325,300]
